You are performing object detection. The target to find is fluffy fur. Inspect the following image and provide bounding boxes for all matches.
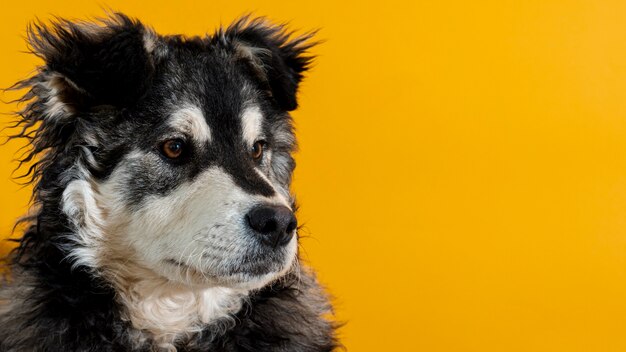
[0,13,338,351]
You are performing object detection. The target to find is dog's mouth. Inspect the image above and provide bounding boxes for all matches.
[162,247,296,286]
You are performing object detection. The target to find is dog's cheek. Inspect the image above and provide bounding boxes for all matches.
[60,177,107,270]
[110,167,245,268]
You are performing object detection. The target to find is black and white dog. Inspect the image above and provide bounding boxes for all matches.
[0,13,338,351]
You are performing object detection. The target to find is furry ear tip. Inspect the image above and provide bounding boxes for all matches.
[225,16,317,50]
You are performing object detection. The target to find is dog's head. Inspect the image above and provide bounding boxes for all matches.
[14,14,315,291]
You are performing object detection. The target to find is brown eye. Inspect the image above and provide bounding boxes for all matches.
[161,139,185,159]
[251,140,267,161]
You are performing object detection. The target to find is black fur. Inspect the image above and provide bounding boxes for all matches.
[28,15,156,108]
[225,18,316,111]
[0,13,338,351]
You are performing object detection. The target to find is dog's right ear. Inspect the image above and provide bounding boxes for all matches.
[25,13,156,114]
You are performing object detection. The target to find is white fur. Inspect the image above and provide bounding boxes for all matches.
[169,105,211,143]
[143,29,157,53]
[41,77,70,119]
[38,74,90,120]
[118,275,246,345]
[61,166,105,270]
[241,105,264,146]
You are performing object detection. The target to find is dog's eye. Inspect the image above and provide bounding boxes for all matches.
[251,140,267,161]
[160,139,186,159]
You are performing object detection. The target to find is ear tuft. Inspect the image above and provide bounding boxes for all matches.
[224,16,318,111]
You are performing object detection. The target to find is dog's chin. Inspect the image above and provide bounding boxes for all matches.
[159,261,293,291]
[158,240,298,290]
[214,270,289,290]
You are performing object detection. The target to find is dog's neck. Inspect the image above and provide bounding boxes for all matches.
[104,262,247,347]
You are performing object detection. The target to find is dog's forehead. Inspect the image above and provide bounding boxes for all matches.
[159,40,249,94]
[149,41,265,139]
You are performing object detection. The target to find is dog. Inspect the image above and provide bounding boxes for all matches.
[0,13,338,351]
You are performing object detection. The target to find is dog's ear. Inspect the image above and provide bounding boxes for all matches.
[227,18,316,111]
[26,13,156,112]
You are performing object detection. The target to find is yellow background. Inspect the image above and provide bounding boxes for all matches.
[2,1,626,351]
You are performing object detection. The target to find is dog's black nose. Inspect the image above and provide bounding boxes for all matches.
[246,205,297,247]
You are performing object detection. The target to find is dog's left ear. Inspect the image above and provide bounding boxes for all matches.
[227,18,316,111]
